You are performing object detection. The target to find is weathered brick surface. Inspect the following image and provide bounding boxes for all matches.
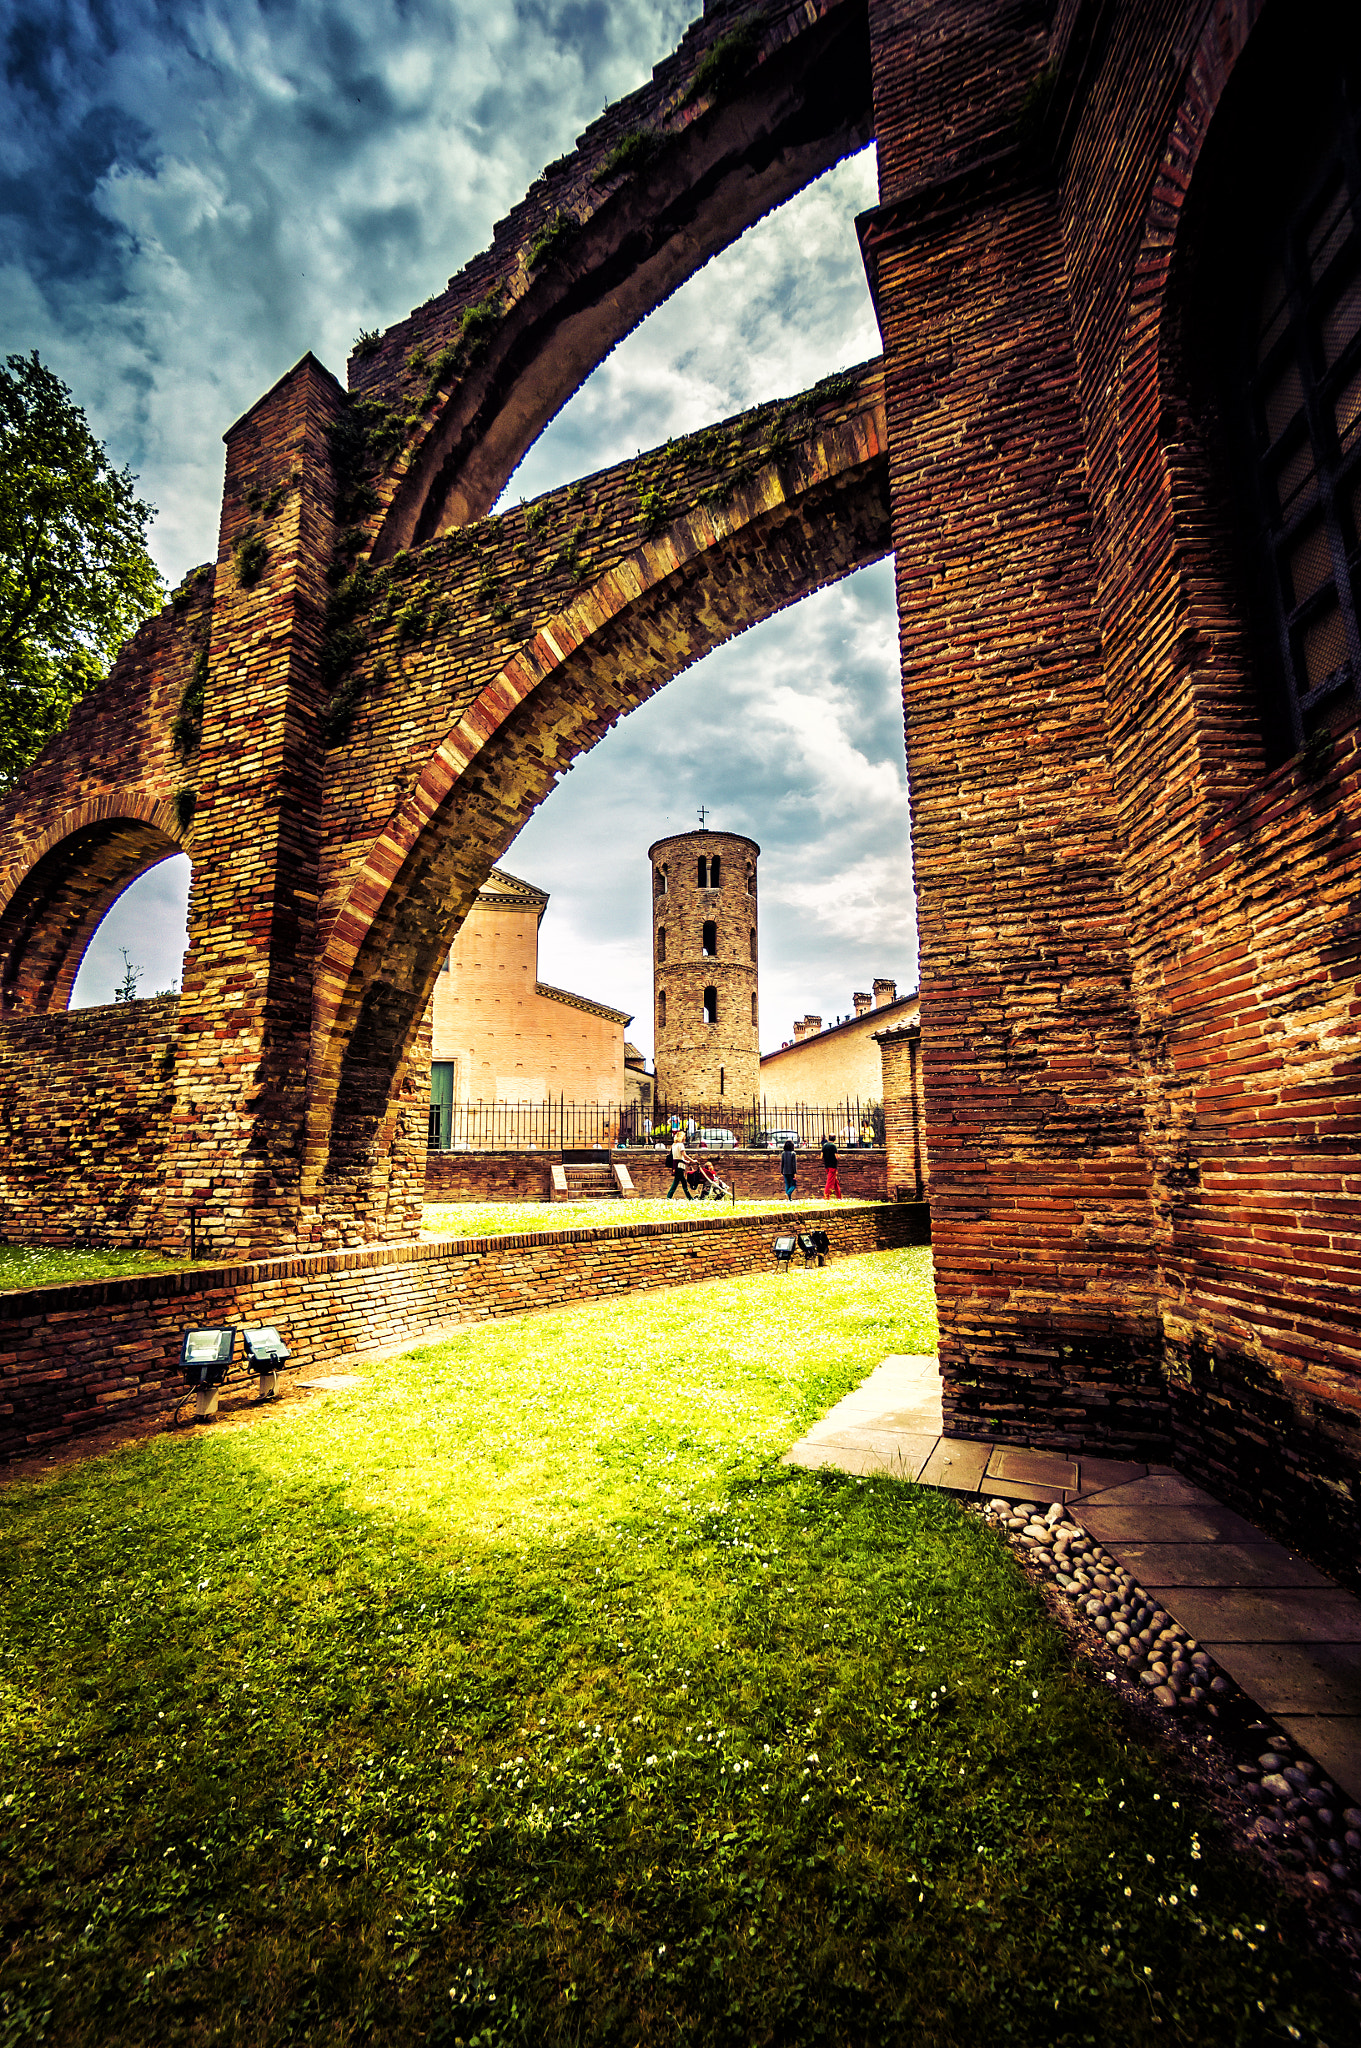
[0,998,178,1244]
[0,1202,919,1460]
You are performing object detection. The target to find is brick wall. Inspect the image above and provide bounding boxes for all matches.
[0,1200,921,1460]
[0,997,177,1245]
[650,830,760,1101]
[878,1027,928,1203]
[421,1147,891,1204]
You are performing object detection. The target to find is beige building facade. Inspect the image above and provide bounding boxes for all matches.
[428,869,631,1143]
[759,980,918,1105]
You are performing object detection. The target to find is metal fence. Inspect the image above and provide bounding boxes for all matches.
[426,1097,885,1153]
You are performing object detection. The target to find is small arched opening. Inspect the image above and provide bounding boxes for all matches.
[703,985,718,1024]
[657,926,666,962]
[702,920,717,957]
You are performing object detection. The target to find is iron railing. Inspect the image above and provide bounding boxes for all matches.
[427,1097,885,1153]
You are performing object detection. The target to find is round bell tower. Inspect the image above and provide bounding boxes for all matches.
[649,828,760,1108]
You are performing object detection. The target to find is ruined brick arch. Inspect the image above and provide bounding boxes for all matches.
[356,0,873,557]
[0,797,186,1016]
[305,402,890,1214]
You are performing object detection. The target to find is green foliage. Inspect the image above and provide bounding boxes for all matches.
[635,474,670,534]
[0,1249,1349,2046]
[352,328,383,359]
[597,128,662,180]
[327,397,404,523]
[526,210,578,271]
[112,946,142,1003]
[170,639,209,758]
[173,785,196,832]
[685,17,764,104]
[552,520,587,580]
[458,292,503,364]
[0,350,164,793]
[523,502,547,538]
[232,526,267,589]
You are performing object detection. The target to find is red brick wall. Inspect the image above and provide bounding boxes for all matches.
[0,1200,921,1461]
[421,1148,889,1203]
[0,997,177,1246]
[423,1151,555,1201]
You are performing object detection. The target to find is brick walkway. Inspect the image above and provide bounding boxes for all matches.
[785,1353,1361,1804]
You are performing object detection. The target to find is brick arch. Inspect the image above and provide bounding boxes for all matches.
[0,796,187,1015]
[304,400,891,1220]
[353,0,873,558]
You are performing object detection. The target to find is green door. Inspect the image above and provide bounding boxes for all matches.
[429,1062,454,1151]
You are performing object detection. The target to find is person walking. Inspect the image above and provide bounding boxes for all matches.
[780,1137,797,1201]
[821,1134,843,1200]
[666,1132,693,1200]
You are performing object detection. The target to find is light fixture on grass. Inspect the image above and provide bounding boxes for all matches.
[798,1231,829,1269]
[241,1325,290,1402]
[179,1326,235,1423]
[773,1235,797,1272]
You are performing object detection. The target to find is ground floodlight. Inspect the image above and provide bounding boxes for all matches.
[798,1230,830,1269]
[242,1325,290,1403]
[179,1327,235,1423]
[773,1235,797,1273]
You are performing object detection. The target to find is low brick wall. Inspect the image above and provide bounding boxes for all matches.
[0,1201,928,1460]
[423,1151,554,1201]
[421,1148,889,1204]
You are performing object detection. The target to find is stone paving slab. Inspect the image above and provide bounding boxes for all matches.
[918,1438,991,1491]
[1142,1588,1361,1644]
[1276,1716,1361,1807]
[1113,1543,1333,1588]
[1076,1473,1219,1506]
[1069,1456,1149,1494]
[786,1440,930,1480]
[981,1479,1073,1506]
[985,1447,1080,1489]
[1199,1641,1361,1718]
[804,1428,940,1477]
[1074,1505,1268,1545]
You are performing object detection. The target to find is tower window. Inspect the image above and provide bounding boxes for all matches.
[702,920,717,957]
[658,989,666,1028]
[748,928,756,962]
[746,864,755,895]
[697,855,708,888]
[656,865,667,896]
[720,1066,725,1095]
[1238,90,1361,743]
[710,854,721,888]
[657,926,666,962]
[703,985,718,1024]
[751,990,758,1025]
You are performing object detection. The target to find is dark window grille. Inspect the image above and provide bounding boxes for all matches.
[1243,89,1361,744]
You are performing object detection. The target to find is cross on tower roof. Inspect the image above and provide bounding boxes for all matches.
[696,805,710,829]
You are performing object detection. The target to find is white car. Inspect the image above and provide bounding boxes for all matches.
[764,1129,800,1151]
[696,1127,737,1148]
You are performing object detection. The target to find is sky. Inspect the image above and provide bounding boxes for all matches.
[2,0,917,1059]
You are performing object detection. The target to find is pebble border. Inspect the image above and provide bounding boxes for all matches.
[982,1497,1361,1915]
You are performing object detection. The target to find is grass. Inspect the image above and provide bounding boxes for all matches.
[0,1250,1352,2046]
[0,1245,191,1292]
[421,1196,873,1239]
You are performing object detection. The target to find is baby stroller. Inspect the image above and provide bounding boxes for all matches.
[688,1156,731,1203]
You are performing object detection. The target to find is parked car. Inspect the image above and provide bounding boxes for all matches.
[762,1129,800,1151]
[696,1126,737,1149]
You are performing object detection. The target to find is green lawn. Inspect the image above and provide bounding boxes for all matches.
[0,1244,191,1292]
[0,1250,1350,2046]
[422,1195,871,1238]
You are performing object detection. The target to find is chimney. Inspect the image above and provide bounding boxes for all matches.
[792,1018,809,1043]
[873,978,896,1009]
[805,1013,822,1035]
[853,991,872,1017]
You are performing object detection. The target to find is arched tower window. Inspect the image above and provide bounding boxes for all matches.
[703,985,718,1024]
[697,855,708,888]
[702,920,717,956]
[710,854,721,888]
[750,990,758,1025]
[656,865,667,896]
[657,926,666,962]
[748,928,756,962]
[746,864,755,895]
[658,988,666,1028]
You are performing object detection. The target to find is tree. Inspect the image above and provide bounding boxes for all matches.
[0,351,164,793]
